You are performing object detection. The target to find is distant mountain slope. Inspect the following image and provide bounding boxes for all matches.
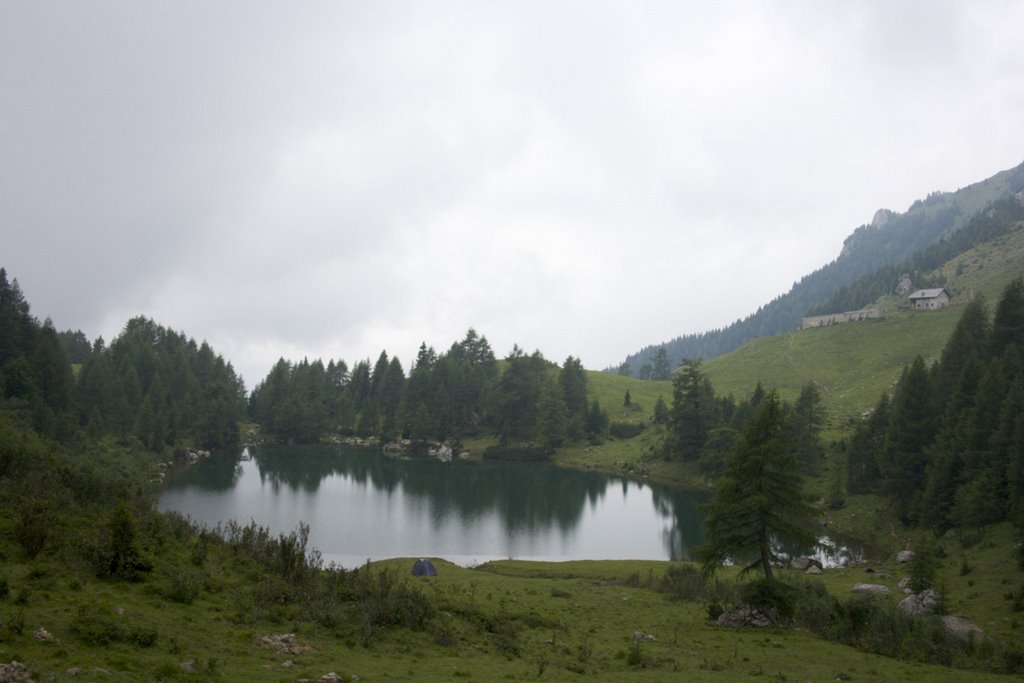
[807,195,1024,317]
[703,216,1024,423]
[616,161,1024,374]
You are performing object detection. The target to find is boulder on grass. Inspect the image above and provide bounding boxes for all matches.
[941,615,984,642]
[716,604,781,628]
[790,556,823,571]
[898,589,941,616]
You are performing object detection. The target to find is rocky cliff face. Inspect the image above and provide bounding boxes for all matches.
[872,208,896,228]
[896,273,913,297]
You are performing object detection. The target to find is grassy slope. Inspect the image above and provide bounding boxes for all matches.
[552,221,1024,486]
[702,221,1024,431]
[3,532,1021,682]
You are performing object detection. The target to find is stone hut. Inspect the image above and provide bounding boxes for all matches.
[908,288,951,310]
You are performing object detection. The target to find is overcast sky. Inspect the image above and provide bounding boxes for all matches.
[3,1,1023,387]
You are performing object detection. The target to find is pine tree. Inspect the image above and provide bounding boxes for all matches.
[668,359,718,460]
[695,391,816,581]
[882,356,937,520]
[559,356,587,441]
[652,396,668,424]
[991,277,1024,358]
[536,383,568,449]
[792,383,826,472]
[585,400,609,440]
[651,347,671,381]
[847,393,888,493]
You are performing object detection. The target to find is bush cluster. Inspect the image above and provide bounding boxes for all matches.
[610,422,645,439]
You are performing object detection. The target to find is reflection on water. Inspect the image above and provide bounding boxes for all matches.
[159,445,710,567]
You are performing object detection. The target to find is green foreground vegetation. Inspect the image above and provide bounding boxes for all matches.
[3,517,1024,682]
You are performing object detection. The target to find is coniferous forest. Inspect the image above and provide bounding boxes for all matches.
[844,278,1024,531]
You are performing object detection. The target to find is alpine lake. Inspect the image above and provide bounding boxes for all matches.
[158,444,859,569]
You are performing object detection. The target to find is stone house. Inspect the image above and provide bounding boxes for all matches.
[908,288,951,310]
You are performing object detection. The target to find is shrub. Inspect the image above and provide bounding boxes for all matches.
[161,569,202,604]
[741,579,797,620]
[907,537,940,593]
[14,500,51,560]
[706,601,724,621]
[71,604,125,645]
[659,564,707,601]
[4,608,25,637]
[610,423,644,439]
[95,500,153,581]
[790,579,840,634]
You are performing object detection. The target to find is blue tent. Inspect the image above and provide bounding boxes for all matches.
[411,558,438,576]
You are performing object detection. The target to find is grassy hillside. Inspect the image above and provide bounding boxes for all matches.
[619,162,1024,371]
[3,519,1022,682]
[704,220,1024,429]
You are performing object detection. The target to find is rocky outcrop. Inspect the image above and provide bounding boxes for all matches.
[0,662,33,683]
[790,556,823,571]
[872,208,895,228]
[377,439,467,462]
[717,604,782,628]
[896,550,915,563]
[896,274,914,297]
[430,443,453,463]
[341,436,381,448]
[851,583,891,596]
[898,589,941,616]
[258,633,309,655]
[33,627,55,642]
[941,615,984,642]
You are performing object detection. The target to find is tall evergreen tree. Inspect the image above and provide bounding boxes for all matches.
[536,382,568,449]
[667,359,718,460]
[791,383,826,472]
[558,356,587,441]
[991,277,1024,358]
[651,347,671,381]
[882,356,937,520]
[846,394,889,494]
[695,391,816,581]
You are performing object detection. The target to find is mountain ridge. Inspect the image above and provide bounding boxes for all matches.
[615,160,1024,375]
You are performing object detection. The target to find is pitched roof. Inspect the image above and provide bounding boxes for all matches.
[908,288,949,300]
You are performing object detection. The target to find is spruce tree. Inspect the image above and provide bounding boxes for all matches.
[668,359,718,460]
[559,356,588,441]
[792,383,826,472]
[695,391,816,582]
[991,277,1024,358]
[882,356,936,520]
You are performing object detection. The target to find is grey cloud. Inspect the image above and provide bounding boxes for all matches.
[2,1,1023,386]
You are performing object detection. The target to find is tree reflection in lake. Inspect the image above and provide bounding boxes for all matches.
[160,444,710,566]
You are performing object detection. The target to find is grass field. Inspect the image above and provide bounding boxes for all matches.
[3,528,1023,682]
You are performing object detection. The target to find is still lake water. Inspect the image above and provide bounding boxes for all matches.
[158,444,709,567]
[159,445,854,568]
